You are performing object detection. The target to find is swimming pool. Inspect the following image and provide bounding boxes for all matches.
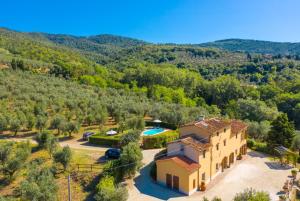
[143,128,165,136]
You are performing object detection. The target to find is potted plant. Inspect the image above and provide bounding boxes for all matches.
[279,195,286,201]
[200,181,206,191]
[283,181,289,193]
[291,169,298,178]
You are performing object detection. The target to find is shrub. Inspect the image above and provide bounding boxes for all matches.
[143,130,179,149]
[120,130,141,146]
[254,142,272,154]
[247,139,273,155]
[291,169,298,177]
[89,135,121,147]
[247,139,255,149]
[94,175,128,201]
[279,195,287,201]
[0,196,16,201]
[101,159,123,182]
[119,142,143,179]
[234,188,270,201]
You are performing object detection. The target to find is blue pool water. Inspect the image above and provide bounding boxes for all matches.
[143,128,165,136]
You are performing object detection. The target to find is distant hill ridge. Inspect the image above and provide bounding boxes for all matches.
[37,33,147,48]
[2,27,300,55]
[199,38,300,55]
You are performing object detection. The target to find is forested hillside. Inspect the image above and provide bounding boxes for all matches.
[0,27,299,132]
[200,39,300,55]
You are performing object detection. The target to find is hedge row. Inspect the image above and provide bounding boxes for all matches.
[143,130,179,149]
[145,121,177,130]
[247,139,273,155]
[88,129,179,149]
[88,135,121,147]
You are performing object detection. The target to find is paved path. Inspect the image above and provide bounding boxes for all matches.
[129,151,292,201]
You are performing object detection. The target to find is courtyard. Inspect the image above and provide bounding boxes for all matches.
[128,150,292,201]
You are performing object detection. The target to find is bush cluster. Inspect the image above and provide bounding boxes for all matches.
[143,130,179,149]
[247,139,272,154]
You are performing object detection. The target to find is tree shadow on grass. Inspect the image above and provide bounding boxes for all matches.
[79,141,111,148]
[83,174,100,201]
[70,171,100,201]
[133,162,184,200]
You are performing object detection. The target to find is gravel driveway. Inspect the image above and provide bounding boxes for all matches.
[59,137,109,151]
[129,150,292,201]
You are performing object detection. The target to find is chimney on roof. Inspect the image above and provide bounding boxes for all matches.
[198,115,205,121]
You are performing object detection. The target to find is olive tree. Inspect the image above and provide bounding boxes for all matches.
[119,142,143,178]
[53,146,72,171]
[35,131,59,157]
[20,164,58,201]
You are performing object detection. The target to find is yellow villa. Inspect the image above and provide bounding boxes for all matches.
[156,117,247,195]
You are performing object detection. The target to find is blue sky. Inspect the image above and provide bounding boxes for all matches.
[1,0,300,43]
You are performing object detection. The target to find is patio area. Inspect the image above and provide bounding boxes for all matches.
[128,150,292,201]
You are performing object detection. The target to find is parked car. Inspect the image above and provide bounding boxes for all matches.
[82,132,95,140]
[105,148,121,159]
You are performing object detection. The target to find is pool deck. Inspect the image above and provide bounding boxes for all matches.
[142,128,170,136]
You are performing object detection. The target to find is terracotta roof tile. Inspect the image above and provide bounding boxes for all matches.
[157,155,200,172]
[180,135,210,151]
[168,134,211,151]
[190,118,231,133]
[231,120,248,134]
